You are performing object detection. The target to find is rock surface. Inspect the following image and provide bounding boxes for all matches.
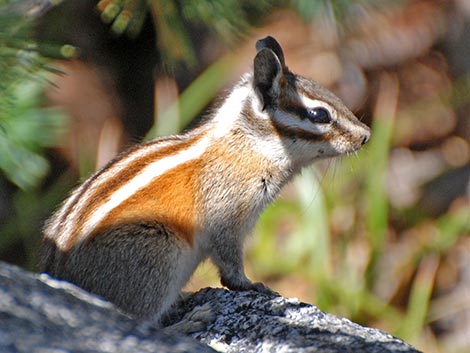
[169,289,421,353]
[0,261,420,353]
[0,261,214,353]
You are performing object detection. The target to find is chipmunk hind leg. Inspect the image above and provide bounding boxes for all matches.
[42,223,193,322]
[39,237,60,275]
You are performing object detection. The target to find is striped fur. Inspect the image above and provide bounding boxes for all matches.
[41,36,370,323]
[44,83,256,251]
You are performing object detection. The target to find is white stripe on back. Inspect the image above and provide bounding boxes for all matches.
[211,85,250,138]
[67,136,211,247]
[52,138,180,245]
[53,82,251,250]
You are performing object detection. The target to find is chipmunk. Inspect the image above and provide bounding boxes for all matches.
[40,36,370,327]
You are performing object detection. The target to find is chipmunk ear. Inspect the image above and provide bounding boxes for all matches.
[256,36,286,70]
[253,47,283,110]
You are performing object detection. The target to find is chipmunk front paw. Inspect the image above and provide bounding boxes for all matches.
[249,281,280,296]
[222,276,279,296]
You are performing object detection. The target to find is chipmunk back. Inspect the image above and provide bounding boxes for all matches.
[40,36,370,325]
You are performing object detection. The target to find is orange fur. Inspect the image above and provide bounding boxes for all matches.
[58,135,207,250]
[71,135,205,230]
[90,160,202,245]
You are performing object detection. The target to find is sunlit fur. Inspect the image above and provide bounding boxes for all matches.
[41,37,370,324]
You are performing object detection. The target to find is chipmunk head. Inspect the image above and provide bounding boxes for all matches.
[251,36,370,168]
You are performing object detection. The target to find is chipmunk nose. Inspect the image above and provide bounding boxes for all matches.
[361,128,371,145]
[362,134,369,145]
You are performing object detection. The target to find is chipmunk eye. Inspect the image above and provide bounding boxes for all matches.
[307,107,331,124]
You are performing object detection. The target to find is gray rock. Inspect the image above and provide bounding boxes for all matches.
[0,261,420,353]
[0,261,215,353]
[168,289,421,353]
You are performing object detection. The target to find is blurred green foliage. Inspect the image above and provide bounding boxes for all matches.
[0,0,75,269]
[0,80,68,189]
[0,0,75,189]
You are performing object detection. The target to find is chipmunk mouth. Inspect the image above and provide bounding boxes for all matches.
[342,125,371,153]
[327,135,369,156]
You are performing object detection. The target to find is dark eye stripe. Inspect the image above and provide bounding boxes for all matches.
[282,104,331,124]
[283,105,310,120]
[271,118,331,141]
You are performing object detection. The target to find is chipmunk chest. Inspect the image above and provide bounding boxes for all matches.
[199,147,280,227]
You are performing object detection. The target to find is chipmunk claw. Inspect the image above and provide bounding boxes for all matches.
[250,282,280,296]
